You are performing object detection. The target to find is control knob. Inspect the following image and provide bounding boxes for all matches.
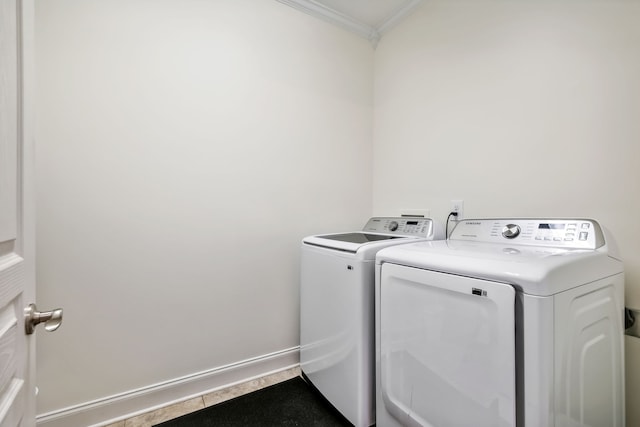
[389,221,399,232]
[502,224,521,239]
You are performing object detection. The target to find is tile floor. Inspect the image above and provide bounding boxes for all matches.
[104,367,301,427]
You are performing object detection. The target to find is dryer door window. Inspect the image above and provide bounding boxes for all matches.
[379,263,516,427]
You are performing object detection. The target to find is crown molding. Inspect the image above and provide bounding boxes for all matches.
[276,0,422,47]
[377,0,422,36]
[276,0,378,43]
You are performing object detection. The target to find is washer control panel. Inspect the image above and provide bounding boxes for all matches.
[449,218,604,249]
[363,217,434,237]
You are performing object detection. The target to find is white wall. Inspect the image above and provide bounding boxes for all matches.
[35,0,373,420]
[373,0,640,425]
[36,0,640,424]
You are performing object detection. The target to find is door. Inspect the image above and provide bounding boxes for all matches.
[379,263,516,427]
[1,0,36,425]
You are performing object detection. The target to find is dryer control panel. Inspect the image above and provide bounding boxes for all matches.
[449,218,605,249]
[363,217,434,237]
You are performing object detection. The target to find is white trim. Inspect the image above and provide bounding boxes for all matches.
[276,0,377,42]
[274,0,423,47]
[377,0,422,36]
[36,346,299,427]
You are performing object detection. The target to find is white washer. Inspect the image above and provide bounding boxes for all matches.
[300,217,444,427]
[375,218,625,427]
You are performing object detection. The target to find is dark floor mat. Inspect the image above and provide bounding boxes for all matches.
[154,376,353,426]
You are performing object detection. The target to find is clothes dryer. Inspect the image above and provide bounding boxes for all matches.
[301,217,444,427]
[375,218,624,427]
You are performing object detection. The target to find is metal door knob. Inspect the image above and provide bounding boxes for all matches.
[24,303,63,335]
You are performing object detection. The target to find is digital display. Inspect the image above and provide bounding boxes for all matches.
[538,223,565,230]
[406,221,419,225]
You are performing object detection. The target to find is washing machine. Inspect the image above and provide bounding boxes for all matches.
[300,217,444,427]
[375,218,625,427]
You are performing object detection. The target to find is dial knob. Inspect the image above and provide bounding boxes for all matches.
[389,221,399,232]
[502,224,521,239]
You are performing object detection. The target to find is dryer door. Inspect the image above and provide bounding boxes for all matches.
[379,263,516,427]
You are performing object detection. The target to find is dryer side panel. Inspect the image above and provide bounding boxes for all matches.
[553,273,625,427]
[378,263,516,427]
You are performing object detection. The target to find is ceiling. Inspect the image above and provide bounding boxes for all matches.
[275,0,422,46]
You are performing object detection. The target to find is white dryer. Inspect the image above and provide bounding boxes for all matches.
[300,217,444,427]
[375,218,625,427]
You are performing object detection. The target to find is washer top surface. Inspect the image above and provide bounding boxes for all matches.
[303,217,443,258]
[376,218,624,296]
[317,232,405,244]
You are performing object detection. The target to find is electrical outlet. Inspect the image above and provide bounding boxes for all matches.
[450,200,464,220]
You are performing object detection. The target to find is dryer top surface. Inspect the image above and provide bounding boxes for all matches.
[377,218,623,296]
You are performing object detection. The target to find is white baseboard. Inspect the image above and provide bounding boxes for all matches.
[36,346,300,427]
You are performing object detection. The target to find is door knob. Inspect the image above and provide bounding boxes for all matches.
[24,303,63,335]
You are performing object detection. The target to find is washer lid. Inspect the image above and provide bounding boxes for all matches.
[303,232,419,256]
[302,216,444,256]
[315,232,405,244]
